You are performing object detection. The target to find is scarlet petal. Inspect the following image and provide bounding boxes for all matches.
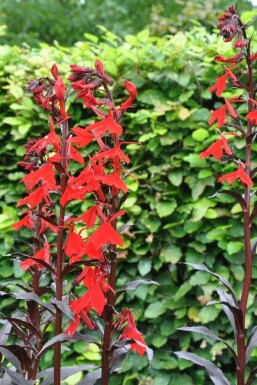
[89,222,124,248]
[64,313,80,337]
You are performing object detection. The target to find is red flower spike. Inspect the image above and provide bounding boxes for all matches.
[55,77,66,102]
[200,134,232,160]
[218,163,253,187]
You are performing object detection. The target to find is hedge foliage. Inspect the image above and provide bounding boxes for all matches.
[2,11,257,384]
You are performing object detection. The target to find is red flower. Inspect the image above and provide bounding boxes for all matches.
[218,163,253,187]
[17,185,52,209]
[99,172,128,193]
[68,126,94,148]
[21,162,56,192]
[12,211,34,230]
[91,143,130,164]
[115,309,147,356]
[88,114,123,137]
[70,285,106,315]
[214,54,243,63]
[64,309,95,337]
[246,98,257,125]
[20,242,50,271]
[118,81,137,111]
[200,133,232,160]
[208,65,237,97]
[28,117,61,155]
[64,230,85,262]
[209,99,238,128]
[89,222,124,249]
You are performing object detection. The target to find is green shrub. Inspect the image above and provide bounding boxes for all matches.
[2,19,257,383]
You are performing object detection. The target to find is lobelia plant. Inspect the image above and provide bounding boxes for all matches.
[0,60,155,385]
[175,5,257,385]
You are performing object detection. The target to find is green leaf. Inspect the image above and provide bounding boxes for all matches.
[192,128,209,142]
[156,200,177,217]
[144,301,166,319]
[138,259,152,276]
[227,241,243,255]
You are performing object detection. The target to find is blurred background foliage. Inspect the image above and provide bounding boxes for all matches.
[1,1,257,385]
[0,0,255,46]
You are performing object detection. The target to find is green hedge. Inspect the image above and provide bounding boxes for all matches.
[2,15,257,384]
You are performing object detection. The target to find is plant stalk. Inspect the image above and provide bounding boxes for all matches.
[54,118,69,385]
[101,195,118,385]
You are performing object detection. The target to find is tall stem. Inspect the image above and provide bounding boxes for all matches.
[236,30,254,385]
[54,119,69,385]
[101,196,118,385]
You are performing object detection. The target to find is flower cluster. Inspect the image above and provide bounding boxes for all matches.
[13,60,148,377]
[200,8,256,188]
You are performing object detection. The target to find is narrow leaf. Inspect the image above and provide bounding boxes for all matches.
[246,326,257,363]
[220,190,247,211]
[4,369,35,385]
[37,364,95,385]
[117,279,159,296]
[12,292,53,312]
[175,351,231,385]
[178,326,236,359]
[183,263,237,304]
[0,347,22,372]
[0,321,12,345]
[51,295,75,321]
[76,368,102,385]
[37,333,69,357]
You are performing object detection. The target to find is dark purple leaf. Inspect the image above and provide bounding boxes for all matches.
[117,223,133,233]
[0,345,31,373]
[0,321,12,345]
[207,289,243,339]
[21,257,55,273]
[3,369,35,385]
[0,347,22,372]
[246,326,257,363]
[76,368,102,385]
[37,364,96,385]
[110,347,129,372]
[52,161,66,174]
[37,333,69,357]
[12,292,53,312]
[174,351,231,385]
[219,190,246,211]
[252,238,257,256]
[117,279,159,296]
[250,206,257,226]
[5,317,41,341]
[37,214,58,227]
[183,263,237,304]
[51,295,75,321]
[72,332,99,346]
[178,326,236,360]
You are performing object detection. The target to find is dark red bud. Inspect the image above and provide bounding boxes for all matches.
[51,64,59,79]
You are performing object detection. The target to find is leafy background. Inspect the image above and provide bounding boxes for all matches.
[1,1,257,384]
